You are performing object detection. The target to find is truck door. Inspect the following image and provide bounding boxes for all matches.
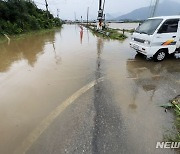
[153,19,179,54]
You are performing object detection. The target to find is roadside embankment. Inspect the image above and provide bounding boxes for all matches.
[83,24,127,41]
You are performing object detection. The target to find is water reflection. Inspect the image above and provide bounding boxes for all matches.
[92,36,104,153]
[127,54,180,77]
[86,28,90,44]
[52,41,61,65]
[80,26,83,44]
[128,85,138,110]
[126,54,180,102]
[0,31,56,72]
[96,38,104,79]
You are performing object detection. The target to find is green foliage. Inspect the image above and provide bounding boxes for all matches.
[85,25,127,41]
[0,0,62,35]
[164,104,180,142]
[106,29,127,40]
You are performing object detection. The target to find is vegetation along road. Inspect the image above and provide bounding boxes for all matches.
[0,0,62,36]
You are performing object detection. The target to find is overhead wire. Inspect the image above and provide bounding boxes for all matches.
[152,0,159,17]
[148,0,154,17]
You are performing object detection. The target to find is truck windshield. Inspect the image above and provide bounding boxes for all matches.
[136,19,163,35]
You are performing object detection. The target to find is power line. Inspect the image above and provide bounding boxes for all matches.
[148,0,154,18]
[149,0,159,17]
[33,0,59,18]
[152,0,159,17]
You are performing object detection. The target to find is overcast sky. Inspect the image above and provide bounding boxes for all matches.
[35,0,179,20]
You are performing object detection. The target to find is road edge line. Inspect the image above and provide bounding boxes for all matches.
[14,77,104,154]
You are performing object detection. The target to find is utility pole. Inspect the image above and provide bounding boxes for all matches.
[97,0,103,29]
[57,9,60,18]
[97,0,105,29]
[44,0,49,19]
[99,0,102,10]
[87,7,89,25]
[81,16,83,24]
[98,0,103,19]
[74,12,77,22]
[103,0,105,12]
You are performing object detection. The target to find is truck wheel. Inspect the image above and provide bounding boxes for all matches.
[153,50,167,62]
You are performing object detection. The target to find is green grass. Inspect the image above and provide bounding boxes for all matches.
[106,28,127,40]
[85,25,127,41]
[173,106,180,142]
[164,104,180,142]
[113,28,135,33]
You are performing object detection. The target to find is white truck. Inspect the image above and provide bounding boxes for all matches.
[130,16,180,61]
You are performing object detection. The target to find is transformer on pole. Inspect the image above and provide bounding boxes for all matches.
[97,0,105,30]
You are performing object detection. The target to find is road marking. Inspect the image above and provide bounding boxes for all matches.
[14,77,104,154]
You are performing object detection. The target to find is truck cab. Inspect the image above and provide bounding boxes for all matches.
[130,16,180,61]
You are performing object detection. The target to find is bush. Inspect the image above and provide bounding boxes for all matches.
[0,0,62,35]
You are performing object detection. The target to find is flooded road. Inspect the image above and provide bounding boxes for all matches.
[0,24,179,154]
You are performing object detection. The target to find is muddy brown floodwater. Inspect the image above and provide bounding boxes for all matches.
[0,24,179,154]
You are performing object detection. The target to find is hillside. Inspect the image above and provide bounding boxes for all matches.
[106,12,123,20]
[0,0,62,35]
[116,0,180,21]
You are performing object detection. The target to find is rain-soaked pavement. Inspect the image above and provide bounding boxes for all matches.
[0,24,180,154]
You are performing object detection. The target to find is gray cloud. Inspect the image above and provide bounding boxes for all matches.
[35,0,180,20]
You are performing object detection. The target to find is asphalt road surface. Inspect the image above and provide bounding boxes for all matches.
[0,24,179,154]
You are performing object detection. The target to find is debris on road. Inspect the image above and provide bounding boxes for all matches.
[83,24,127,41]
[160,95,180,111]
[161,95,180,142]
